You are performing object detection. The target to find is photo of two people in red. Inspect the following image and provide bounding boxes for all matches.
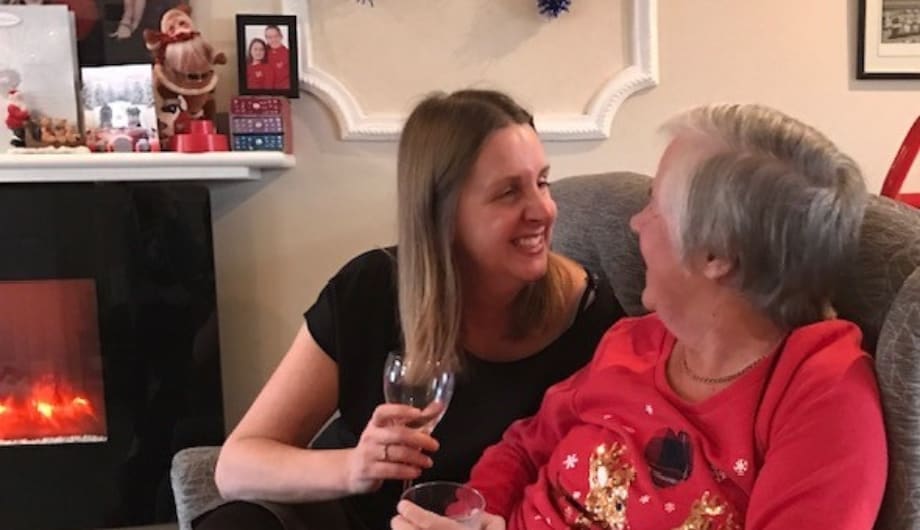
[236,15,298,98]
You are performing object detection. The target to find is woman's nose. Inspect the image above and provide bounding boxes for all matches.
[629,210,643,234]
[524,190,554,221]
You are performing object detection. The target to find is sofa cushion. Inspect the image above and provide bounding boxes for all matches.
[875,267,920,530]
[835,196,920,353]
[551,172,651,316]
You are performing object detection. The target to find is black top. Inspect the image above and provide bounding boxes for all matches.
[304,248,626,530]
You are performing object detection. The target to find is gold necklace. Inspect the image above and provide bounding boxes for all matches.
[679,343,775,385]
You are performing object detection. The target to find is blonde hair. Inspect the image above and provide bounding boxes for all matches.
[397,90,570,382]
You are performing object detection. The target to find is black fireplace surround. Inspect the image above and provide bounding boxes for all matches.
[0,183,225,529]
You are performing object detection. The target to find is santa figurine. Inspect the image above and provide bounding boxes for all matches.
[5,89,30,148]
[143,4,226,149]
[144,4,203,65]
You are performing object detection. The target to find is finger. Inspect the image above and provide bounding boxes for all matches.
[362,422,439,452]
[419,400,445,420]
[483,513,507,530]
[367,461,422,481]
[396,500,437,526]
[371,426,439,453]
[380,444,433,469]
[397,500,466,529]
[370,403,425,426]
[390,515,416,530]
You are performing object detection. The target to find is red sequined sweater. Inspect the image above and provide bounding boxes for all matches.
[467,315,887,529]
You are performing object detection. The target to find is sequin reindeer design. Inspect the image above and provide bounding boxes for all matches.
[565,443,637,530]
[575,443,636,530]
[673,492,738,530]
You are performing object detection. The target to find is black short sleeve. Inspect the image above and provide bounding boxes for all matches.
[304,247,401,365]
[303,280,337,360]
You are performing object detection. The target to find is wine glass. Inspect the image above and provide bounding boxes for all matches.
[400,481,485,528]
[382,350,455,491]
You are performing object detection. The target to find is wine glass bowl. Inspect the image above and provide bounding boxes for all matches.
[383,351,455,432]
[382,351,455,490]
[400,481,485,528]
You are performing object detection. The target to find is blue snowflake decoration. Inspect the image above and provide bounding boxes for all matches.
[537,0,571,18]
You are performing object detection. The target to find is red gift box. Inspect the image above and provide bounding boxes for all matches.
[173,120,228,153]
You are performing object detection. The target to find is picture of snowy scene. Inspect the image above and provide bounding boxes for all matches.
[80,64,159,152]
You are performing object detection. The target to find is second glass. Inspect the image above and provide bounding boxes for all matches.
[400,481,485,528]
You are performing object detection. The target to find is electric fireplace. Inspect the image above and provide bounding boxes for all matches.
[0,183,224,530]
[0,279,106,446]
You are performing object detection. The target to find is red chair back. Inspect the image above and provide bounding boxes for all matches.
[881,116,920,208]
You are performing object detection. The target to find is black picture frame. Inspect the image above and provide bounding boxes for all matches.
[858,0,920,79]
[235,14,300,98]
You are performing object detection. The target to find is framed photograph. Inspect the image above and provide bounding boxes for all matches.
[858,0,920,78]
[236,14,299,98]
[80,64,159,152]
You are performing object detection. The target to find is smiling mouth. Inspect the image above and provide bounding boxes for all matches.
[513,232,546,252]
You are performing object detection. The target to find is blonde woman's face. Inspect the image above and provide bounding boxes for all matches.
[454,124,555,290]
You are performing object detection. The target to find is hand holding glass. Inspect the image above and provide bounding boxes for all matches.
[383,351,455,489]
[400,481,485,529]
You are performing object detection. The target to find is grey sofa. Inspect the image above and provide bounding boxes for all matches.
[171,171,920,529]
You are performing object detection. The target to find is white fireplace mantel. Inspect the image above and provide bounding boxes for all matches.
[0,152,295,182]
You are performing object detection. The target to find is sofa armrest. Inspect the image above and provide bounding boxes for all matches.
[875,267,920,530]
[171,446,224,530]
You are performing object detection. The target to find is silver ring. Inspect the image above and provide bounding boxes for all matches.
[383,444,390,462]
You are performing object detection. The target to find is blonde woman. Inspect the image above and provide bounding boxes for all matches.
[201,90,627,530]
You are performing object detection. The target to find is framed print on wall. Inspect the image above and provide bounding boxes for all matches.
[858,0,920,78]
[235,14,300,98]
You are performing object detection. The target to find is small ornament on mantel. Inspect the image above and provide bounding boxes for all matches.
[537,0,572,18]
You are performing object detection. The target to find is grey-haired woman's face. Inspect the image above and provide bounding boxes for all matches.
[629,137,705,316]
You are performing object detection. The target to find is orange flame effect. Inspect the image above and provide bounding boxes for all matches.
[0,379,104,441]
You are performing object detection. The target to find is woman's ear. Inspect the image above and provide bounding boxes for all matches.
[701,253,735,281]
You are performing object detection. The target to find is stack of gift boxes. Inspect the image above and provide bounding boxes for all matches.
[229,96,293,153]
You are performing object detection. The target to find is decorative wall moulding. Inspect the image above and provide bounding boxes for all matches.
[282,0,659,142]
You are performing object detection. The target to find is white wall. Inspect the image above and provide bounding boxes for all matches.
[196,0,920,426]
